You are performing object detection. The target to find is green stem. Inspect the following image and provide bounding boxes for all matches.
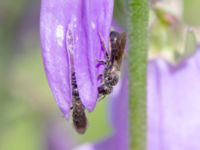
[128,0,148,149]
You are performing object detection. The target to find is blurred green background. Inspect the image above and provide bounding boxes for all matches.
[0,0,200,150]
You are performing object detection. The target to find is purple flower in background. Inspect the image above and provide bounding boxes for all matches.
[46,123,75,150]
[74,48,200,150]
[148,47,200,150]
[93,65,129,150]
[40,0,114,118]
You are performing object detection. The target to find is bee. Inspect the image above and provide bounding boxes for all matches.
[71,72,88,134]
[98,31,126,97]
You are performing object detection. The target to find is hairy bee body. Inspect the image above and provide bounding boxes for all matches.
[71,72,87,134]
[98,31,126,97]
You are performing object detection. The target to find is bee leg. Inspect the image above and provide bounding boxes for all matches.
[98,84,113,95]
[98,95,106,101]
[105,51,109,61]
[98,31,107,52]
[98,32,110,58]
[96,59,106,64]
[97,74,103,82]
[96,59,106,67]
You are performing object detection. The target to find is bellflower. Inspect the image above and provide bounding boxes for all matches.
[148,47,200,150]
[74,47,200,150]
[40,0,114,117]
[40,0,200,149]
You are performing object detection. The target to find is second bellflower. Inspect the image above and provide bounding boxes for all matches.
[40,0,114,118]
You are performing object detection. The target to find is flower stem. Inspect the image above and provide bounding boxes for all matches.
[128,0,148,149]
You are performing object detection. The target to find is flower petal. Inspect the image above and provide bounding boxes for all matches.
[74,64,129,150]
[40,0,114,113]
[73,0,114,111]
[93,67,129,150]
[46,123,75,150]
[148,47,200,149]
[40,0,74,118]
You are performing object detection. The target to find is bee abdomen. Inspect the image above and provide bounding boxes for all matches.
[72,103,87,134]
[71,71,88,134]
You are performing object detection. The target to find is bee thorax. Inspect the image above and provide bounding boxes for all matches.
[109,74,119,86]
[98,84,113,95]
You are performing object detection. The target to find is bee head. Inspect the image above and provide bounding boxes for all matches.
[110,31,119,43]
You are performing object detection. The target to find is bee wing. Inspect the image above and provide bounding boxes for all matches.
[119,32,127,51]
[115,32,127,65]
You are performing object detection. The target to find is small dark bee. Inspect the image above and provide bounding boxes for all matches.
[98,31,126,97]
[71,72,88,134]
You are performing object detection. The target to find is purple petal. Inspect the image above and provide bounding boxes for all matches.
[73,1,114,111]
[75,47,200,149]
[148,48,200,149]
[80,62,129,150]
[40,0,73,118]
[104,65,129,150]
[74,64,129,150]
[93,68,129,150]
[46,123,75,150]
[40,0,114,114]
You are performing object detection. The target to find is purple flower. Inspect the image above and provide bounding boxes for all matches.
[74,47,200,150]
[94,64,129,150]
[46,123,75,150]
[40,0,200,149]
[40,0,114,118]
[148,47,200,150]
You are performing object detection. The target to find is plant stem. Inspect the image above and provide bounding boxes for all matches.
[128,0,149,149]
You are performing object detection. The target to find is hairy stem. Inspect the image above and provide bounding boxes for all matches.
[128,0,149,149]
